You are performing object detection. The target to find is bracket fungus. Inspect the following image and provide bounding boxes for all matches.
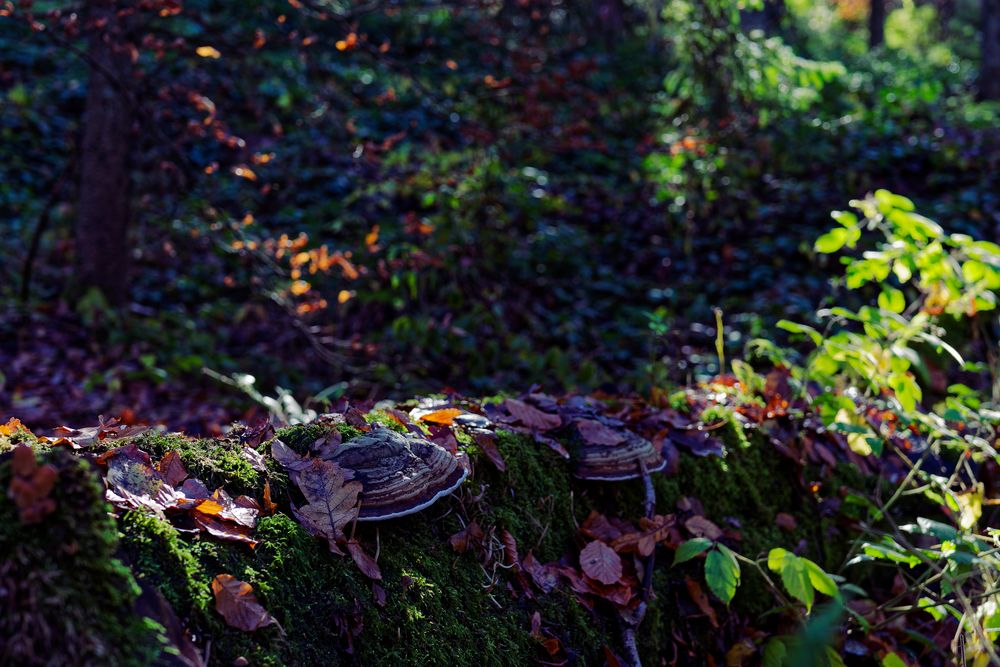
[572,429,667,482]
[325,427,468,521]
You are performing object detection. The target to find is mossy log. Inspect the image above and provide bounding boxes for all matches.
[0,412,842,667]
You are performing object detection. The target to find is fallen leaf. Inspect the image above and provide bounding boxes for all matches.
[500,528,519,568]
[157,450,188,487]
[419,408,463,425]
[8,445,57,524]
[262,481,277,514]
[103,444,182,512]
[775,512,797,532]
[212,574,278,632]
[611,514,675,557]
[684,515,723,540]
[474,431,506,471]
[522,552,558,593]
[193,513,257,547]
[0,417,28,436]
[449,520,484,553]
[576,419,626,446]
[290,459,362,554]
[271,439,312,478]
[347,539,382,580]
[505,398,561,431]
[684,576,719,628]
[580,540,623,585]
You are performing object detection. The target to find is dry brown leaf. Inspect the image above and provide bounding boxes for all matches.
[347,539,382,580]
[576,419,626,446]
[579,540,622,585]
[611,515,674,557]
[522,552,559,593]
[8,445,58,524]
[194,513,258,547]
[290,458,362,555]
[505,398,561,431]
[157,450,188,487]
[212,574,278,632]
[775,512,797,532]
[500,528,519,568]
[262,481,277,515]
[684,576,719,628]
[448,520,484,554]
[684,515,723,540]
[474,431,507,472]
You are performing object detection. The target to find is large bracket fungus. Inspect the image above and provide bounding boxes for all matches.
[572,429,667,482]
[325,427,468,521]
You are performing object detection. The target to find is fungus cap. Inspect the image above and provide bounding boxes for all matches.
[572,430,667,481]
[325,427,467,521]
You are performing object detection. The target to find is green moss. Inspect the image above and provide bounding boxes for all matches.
[0,420,37,453]
[0,448,166,666]
[125,431,263,496]
[3,409,843,665]
[477,430,580,563]
[120,511,212,615]
[365,409,408,433]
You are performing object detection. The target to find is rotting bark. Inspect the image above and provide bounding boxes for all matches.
[76,0,134,306]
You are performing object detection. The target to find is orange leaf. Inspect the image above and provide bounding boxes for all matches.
[419,408,463,425]
[0,417,28,436]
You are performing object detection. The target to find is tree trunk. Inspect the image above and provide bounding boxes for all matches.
[981,0,1000,100]
[869,0,885,48]
[76,0,132,306]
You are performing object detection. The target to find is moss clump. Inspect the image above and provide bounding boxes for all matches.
[476,430,581,564]
[0,448,166,666]
[365,410,408,433]
[125,431,263,496]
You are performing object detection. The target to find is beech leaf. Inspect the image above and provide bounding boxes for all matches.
[505,398,561,431]
[576,419,626,446]
[212,574,278,632]
[579,540,622,585]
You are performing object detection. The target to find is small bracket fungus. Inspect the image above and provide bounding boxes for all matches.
[572,430,667,482]
[325,427,468,521]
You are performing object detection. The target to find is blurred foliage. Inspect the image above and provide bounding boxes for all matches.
[0,0,998,428]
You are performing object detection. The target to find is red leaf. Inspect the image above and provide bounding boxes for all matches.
[579,540,622,585]
[212,574,278,632]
